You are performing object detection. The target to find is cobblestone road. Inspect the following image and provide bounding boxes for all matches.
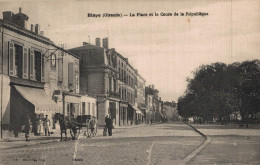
[0,123,203,165]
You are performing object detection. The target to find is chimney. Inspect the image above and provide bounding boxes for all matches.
[31,24,35,32]
[102,37,108,49]
[152,84,154,89]
[83,42,89,46]
[2,11,14,23]
[12,8,29,28]
[95,38,100,47]
[111,48,115,51]
[35,24,40,34]
[40,31,44,36]
[125,58,128,63]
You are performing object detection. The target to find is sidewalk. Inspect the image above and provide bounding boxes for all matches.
[0,132,61,149]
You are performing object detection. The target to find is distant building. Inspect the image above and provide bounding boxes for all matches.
[145,85,162,123]
[163,102,180,121]
[135,70,146,124]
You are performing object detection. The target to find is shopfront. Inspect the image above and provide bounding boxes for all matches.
[11,85,62,134]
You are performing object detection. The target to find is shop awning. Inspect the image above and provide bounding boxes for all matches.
[130,105,144,115]
[14,85,62,113]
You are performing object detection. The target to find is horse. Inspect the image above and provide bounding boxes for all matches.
[54,113,68,141]
[54,113,81,141]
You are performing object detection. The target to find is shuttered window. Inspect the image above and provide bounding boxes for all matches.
[9,42,15,76]
[58,58,63,82]
[34,51,41,81]
[41,53,44,82]
[92,103,95,116]
[22,47,28,79]
[75,75,79,93]
[82,102,85,115]
[30,49,35,80]
[88,102,90,115]
[68,62,74,86]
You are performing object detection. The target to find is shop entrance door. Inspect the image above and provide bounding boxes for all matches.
[109,102,116,125]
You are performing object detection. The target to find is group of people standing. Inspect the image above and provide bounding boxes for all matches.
[14,114,52,141]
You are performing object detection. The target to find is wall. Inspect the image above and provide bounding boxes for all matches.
[87,72,104,94]
[97,100,109,126]
[0,75,10,126]
[80,95,97,117]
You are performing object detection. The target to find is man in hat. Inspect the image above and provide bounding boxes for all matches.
[43,115,51,136]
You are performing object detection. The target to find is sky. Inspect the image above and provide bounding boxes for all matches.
[0,0,259,102]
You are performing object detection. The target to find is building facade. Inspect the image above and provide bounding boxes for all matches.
[110,48,138,126]
[68,39,119,126]
[135,70,146,124]
[0,8,96,138]
[69,38,145,126]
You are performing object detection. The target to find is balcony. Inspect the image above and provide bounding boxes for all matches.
[107,91,120,98]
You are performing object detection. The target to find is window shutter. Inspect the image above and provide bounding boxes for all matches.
[22,47,28,79]
[68,62,74,86]
[58,58,63,82]
[30,49,35,80]
[9,42,15,76]
[41,53,45,82]
[75,75,79,93]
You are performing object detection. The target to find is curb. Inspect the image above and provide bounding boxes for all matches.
[160,123,211,165]
[181,123,211,165]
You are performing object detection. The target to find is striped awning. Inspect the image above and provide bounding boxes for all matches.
[14,85,62,113]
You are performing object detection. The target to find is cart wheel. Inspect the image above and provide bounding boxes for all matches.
[93,126,98,137]
[70,128,79,140]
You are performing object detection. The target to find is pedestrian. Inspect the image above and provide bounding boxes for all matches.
[43,115,51,136]
[13,121,19,138]
[24,117,31,142]
[105,115,113,136]
[37,118,43,135]
[104,115,110,136]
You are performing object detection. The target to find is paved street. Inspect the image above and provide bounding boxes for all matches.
[188,124,260,165]
[0,123,203,165]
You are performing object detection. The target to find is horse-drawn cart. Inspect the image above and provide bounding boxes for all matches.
[54,113,98,141]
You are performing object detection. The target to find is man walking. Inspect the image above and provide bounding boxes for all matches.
[105,115,113,136]
[24,117,31,141]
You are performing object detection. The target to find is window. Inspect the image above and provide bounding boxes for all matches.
[82,102,86,115]
[67,103,70,116]
[87,102,90,115]
[34,50,42,81]
[76,75,79,93]
[58,58,63,82]
[14,44,23,78]
[92,103,95,116]
[113,79,117,92]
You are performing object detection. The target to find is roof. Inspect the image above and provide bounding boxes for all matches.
[68,44,105,51]
[0,19,79,59]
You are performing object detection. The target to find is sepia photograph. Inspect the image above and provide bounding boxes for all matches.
[0,0,259,164]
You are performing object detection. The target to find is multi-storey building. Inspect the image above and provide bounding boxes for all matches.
[109,48,140,125]
[69,38,144,126]
[0,8,96,138]
[145,85,161,123]
[135,70,146,124]
[68,39,119,126]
